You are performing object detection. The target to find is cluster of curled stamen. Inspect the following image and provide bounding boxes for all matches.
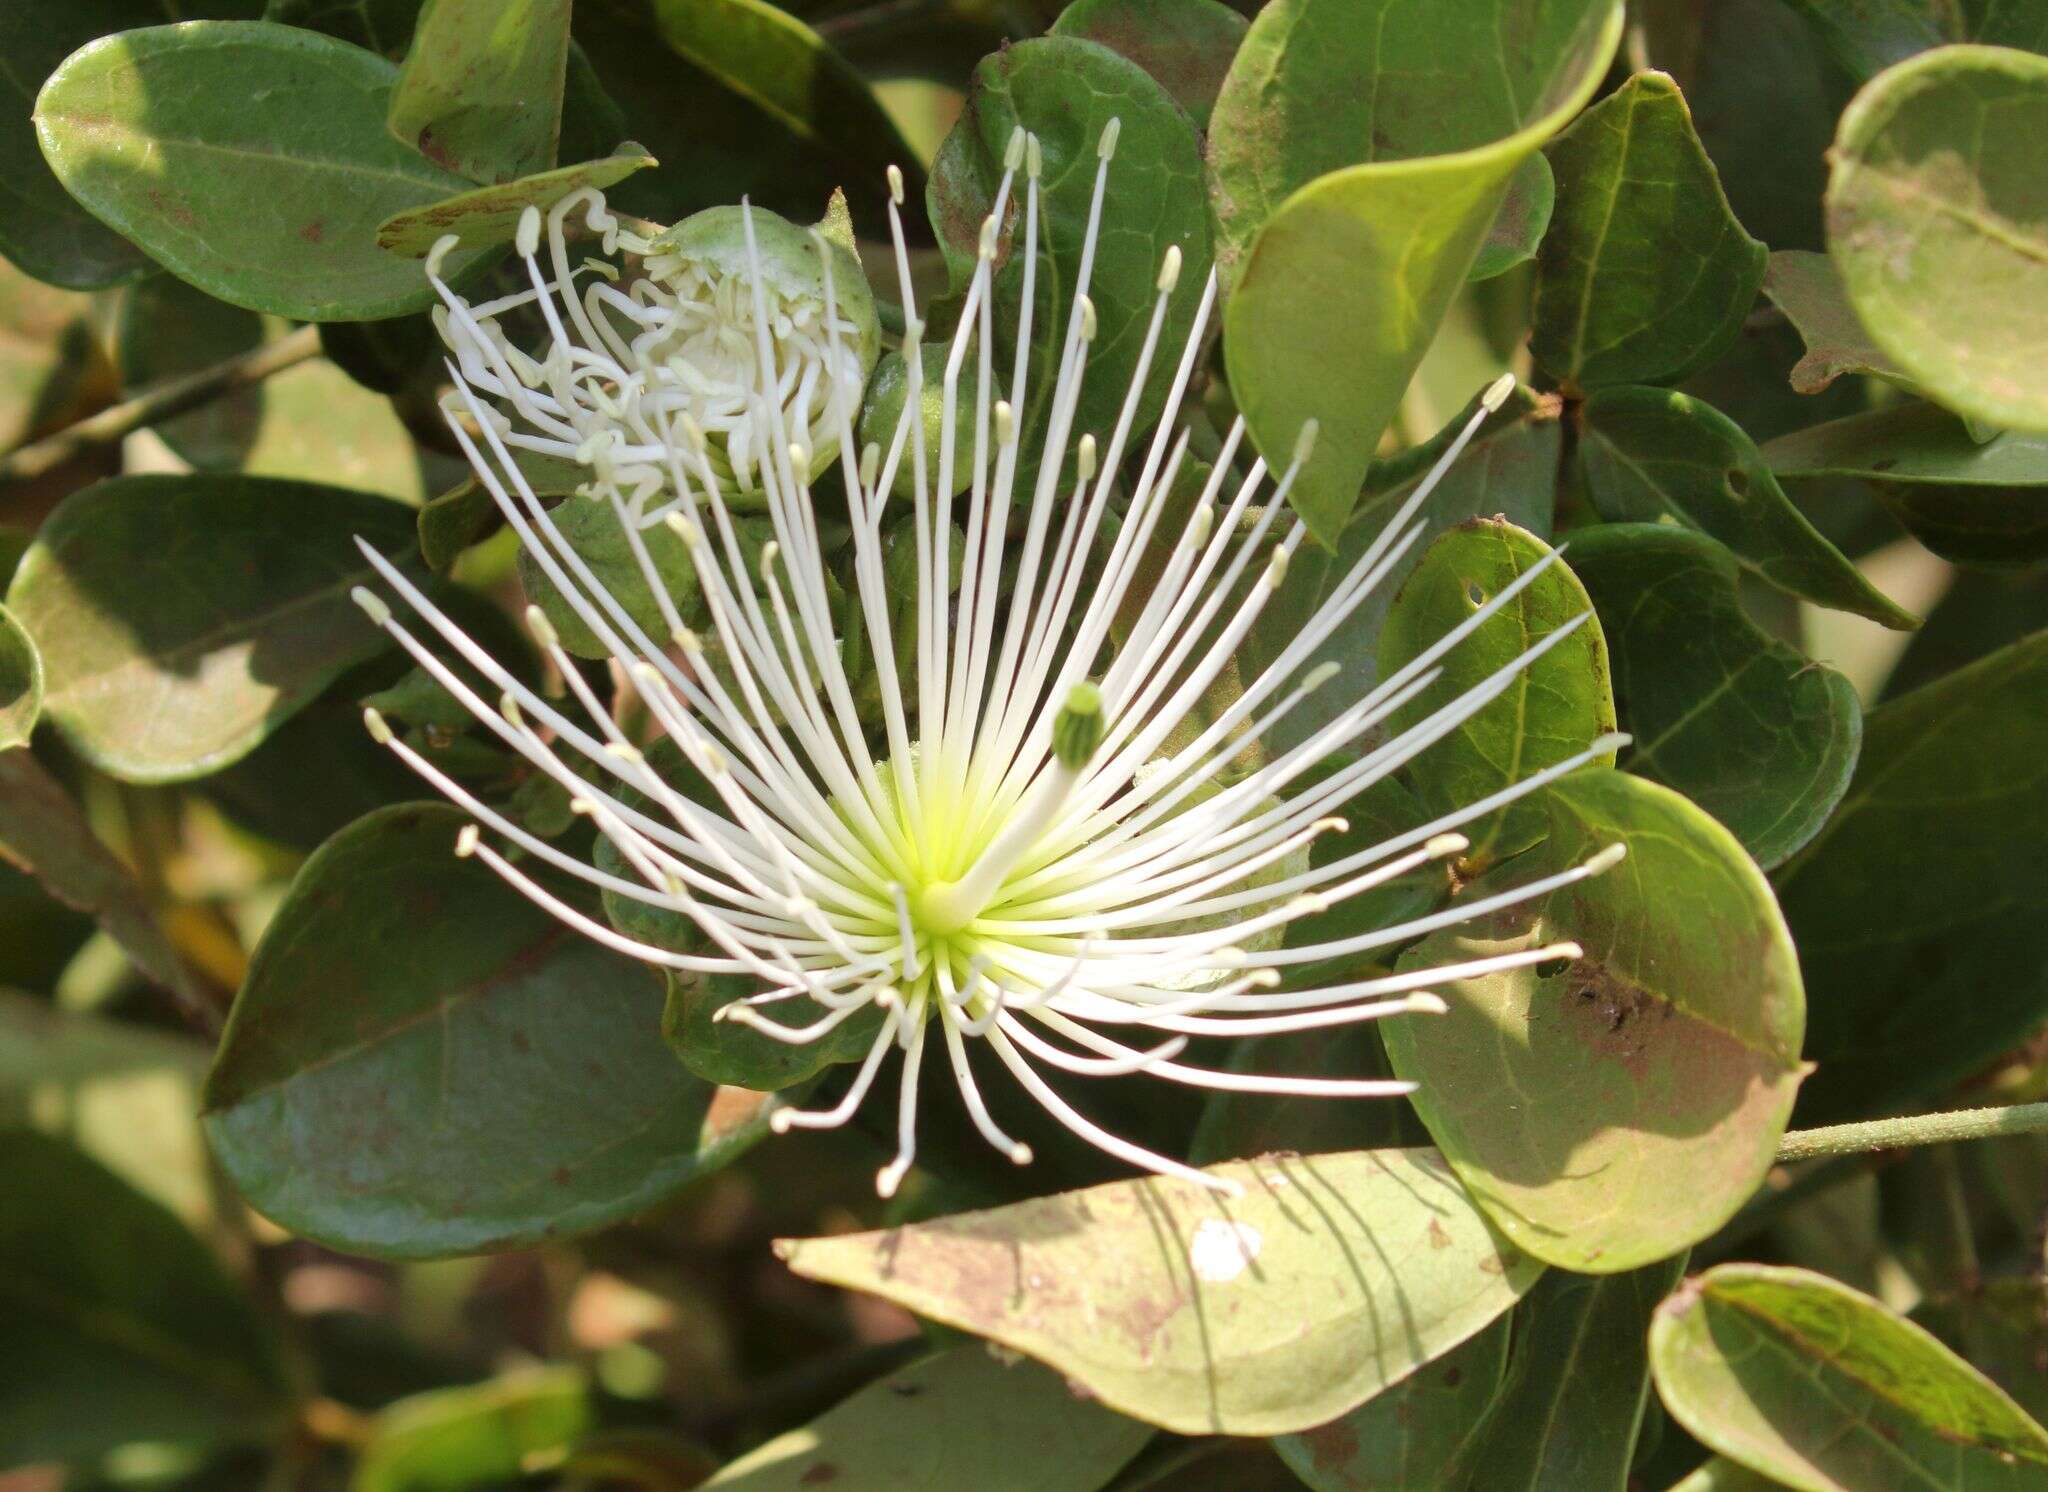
[353,119,1624,1198]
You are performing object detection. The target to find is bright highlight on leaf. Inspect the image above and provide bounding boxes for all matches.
[352,127,1622,1198]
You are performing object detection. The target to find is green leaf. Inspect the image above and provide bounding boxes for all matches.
[702,1346,1153,1490]
[375,149,654,255]
[1470,153,1556,282]
[1532,72,1767,393]
[0,0,216,289]
[1569,524,1863,868]
[778,1146,1540,1436]
[355,1367,593,1492]
[390,0,571,184]
[572,0,917,229]
[1047,0,1247,130]
[1578,386,1919,628]
[1919,1279,2048,1427]
[1670,1458,1805,1491]
[1773,630,2048,1121]
[1245,386,1564,760]
[1779,0,2048,82]
[6,474,414,782]
[418,450,587,573]
[0,989,216,1231]
[0,751,213,1021]
[0,260,115,449]
[0,604,40,749]
[1454,1254,1688,1490]
[1273,1313,1513,1490]
[117,274,266,470]
[1760,250,1905,395]
[264,0,425,55]
[1377,518,1616,871]
[1385,769,1807,1273]
[1649,1264,2048,1491]
[34,20,492,321]
[1827,44,2048,434]
[0,1130,290,1466]
[1763,399,2048,568]
[926,35,1211,458]
[1215,0,1622,543]
[202,803,771,1258]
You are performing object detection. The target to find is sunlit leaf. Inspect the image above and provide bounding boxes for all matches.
[0,604,39,750]
[355,1366,593,1492]
[375,149,655,255]
[779,1147,1540,1436]
[1385,769,1807,1273]
[389,0,572,183]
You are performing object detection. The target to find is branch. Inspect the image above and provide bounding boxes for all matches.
[1774,1100,2048,1163]
[0,324,324,483]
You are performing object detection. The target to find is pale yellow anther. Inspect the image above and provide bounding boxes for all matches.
[1425,832,1470,858]
[1157,244,1183,295]
[978,215,999,261]
[1304,661,1342,690]
[524,603,559,651]
[1079,295,1097,342]
[350,586,391,626]
[1482,371,1517,411]
[425,233,461,279]
[455,824,480,857]
[1026,133,1043,179]
[1292,418,1320,467]
[1077,434,1098,481]
[1098,117,1121,160]
[1004,126,1026,171]
[515,205,542,259]
[860,442,881,489]
[994,400,1016,446]
[499,692,525,729]
[887,164,905,205]
[1264,546,1291,587]
[1585,843,1628,874]
[760,541,781,582]
[362,706,392,744]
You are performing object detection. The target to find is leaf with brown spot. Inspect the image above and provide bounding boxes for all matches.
[779,1147,1539,1436]
[1385,769,1805,1273]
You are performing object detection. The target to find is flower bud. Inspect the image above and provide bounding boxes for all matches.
[857,344,982,500]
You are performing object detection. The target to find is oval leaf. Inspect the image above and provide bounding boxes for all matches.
[1828,44,2048,433]
[1579,385,1919,628]
[777,1146,1541,1436]
[703,1346,1153,1491]
[1761,249,1906,395]
[1763,399,2048,569]
[0,1130,290,1465]
[5,474,414,781]
[1220,0,1622,543]
[1774,629,2048,1121]
[202,803,772,1259]
[1570,524,1863,868]
[356,1367,593,1492]
[35,21,490,320]
[376,150,655,256]
[1650,1263,2048,1490]
[1048,0,1246,130]
[0,603,41,750]
[1377,518,1616,871]
[1532,71,1767,393]
[389,0,572,184]
[1385,769,1807,1273]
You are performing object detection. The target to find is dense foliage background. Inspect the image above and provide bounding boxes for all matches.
[2,0,2046,1488]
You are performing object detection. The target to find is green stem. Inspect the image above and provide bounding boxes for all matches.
[1774,1100,2048,1163]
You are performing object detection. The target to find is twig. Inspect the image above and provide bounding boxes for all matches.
[1774,1101,2048,1163]
[0,324,323,483]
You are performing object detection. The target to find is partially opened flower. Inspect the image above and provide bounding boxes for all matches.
[353,123,1623,1198]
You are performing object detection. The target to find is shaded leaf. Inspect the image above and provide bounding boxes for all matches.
[1245,386,1564,760]
[375,149,655,255]
[1470,153,1555,282]
[1649,1263,2048,1490]
[1780,0,2048,82]
[1773,630,2048,1121]
[0,1130,289,1466]
[1454,1254,1688,1490]
[1378,518,1615,870]
[1827,44,2048,433]
[1533,72,1766,393]
[0,259,118,448]
[417,451,586,573]
[926,35,1211,462]
[572,0,916,229]
[355,1366,592,1492]
[203,803,772,1258]
[1570,524,1862,868]
[779,1147,1540,1436]
[0,605,40,749]
[6,474,414,781]
[702,1346,1153,1490]
[0,751,213,1024]
[1048,0,1246,130]
[117,274,266,470]
[1385,769,1807,1272]
[1761,250,1904,394]
[389,0,571,183]
[34,20,491,321]
[0,0,210,288]
[264,0,425,56]
[1918,1280,2048,1427]
[1216,0,1622,541]
[1763,399,2048,568]
[1578,385,1919,627]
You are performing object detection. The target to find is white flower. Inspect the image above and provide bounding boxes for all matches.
[354,123,1623,1198]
